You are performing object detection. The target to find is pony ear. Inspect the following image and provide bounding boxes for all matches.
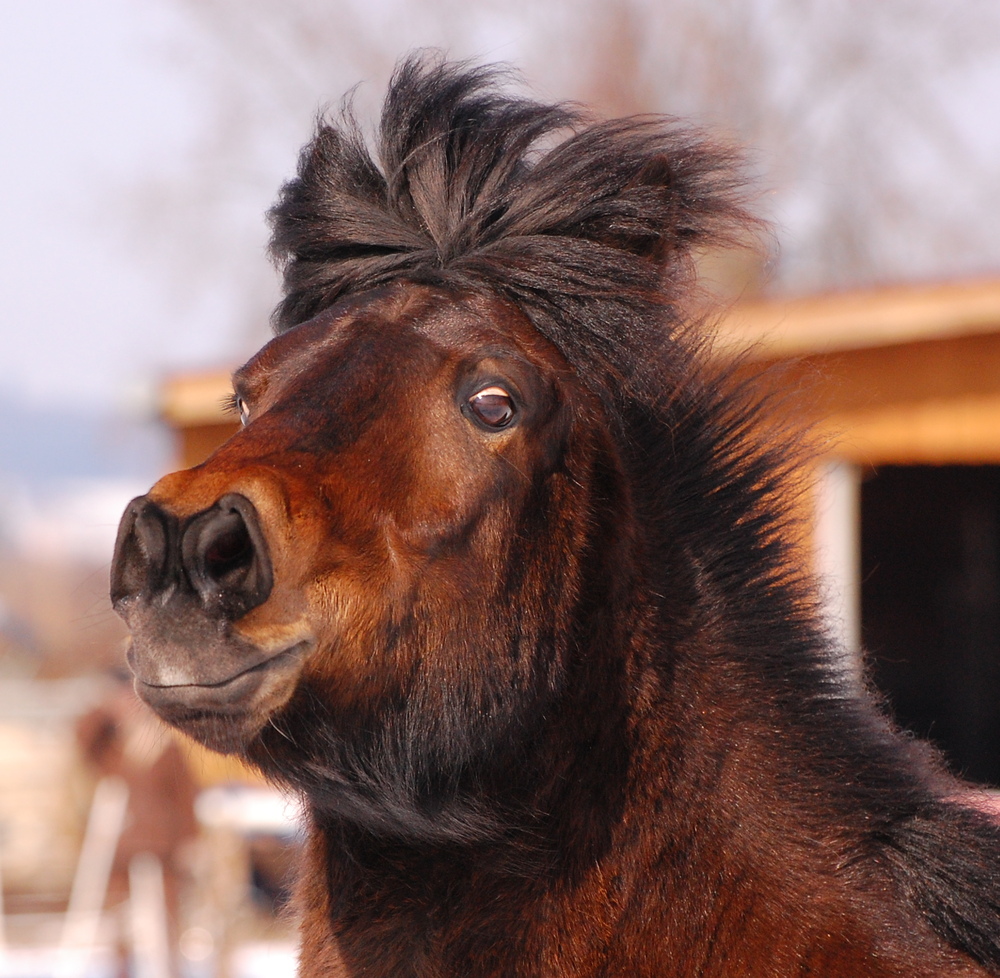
[620,149,752,268]
[625,153,680,265]
[612,155,687,265]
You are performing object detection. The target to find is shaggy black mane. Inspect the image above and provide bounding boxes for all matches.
[268,55,752,400]
[266,54,1000,972]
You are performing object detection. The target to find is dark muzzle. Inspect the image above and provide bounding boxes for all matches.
[111,492,273,621]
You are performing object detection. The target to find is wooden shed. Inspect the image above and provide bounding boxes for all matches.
[160,277,1000,786]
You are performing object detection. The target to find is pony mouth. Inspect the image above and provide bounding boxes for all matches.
[133,641,311,752]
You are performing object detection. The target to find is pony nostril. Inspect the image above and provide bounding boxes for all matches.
[181,493,273,618]
[201,513,254,584]
[110,497,178,609]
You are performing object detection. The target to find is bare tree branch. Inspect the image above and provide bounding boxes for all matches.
[131,0,1000,331]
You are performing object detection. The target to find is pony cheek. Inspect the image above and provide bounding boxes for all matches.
[229,584,314,654]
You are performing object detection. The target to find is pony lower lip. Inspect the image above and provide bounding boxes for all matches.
[144,643,308,691]
[134,641,310,713]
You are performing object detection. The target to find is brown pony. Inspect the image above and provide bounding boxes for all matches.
[111,58,1000,976]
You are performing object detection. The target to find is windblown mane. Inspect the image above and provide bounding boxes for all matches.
[266,55,829,777]
[264,57,1000,970]
[268,56,752,400]
[104,52,1000,973]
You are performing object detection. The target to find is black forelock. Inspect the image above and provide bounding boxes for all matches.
[267,53,756,397]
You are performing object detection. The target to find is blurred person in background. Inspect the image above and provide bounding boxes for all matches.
[76,671,198,978]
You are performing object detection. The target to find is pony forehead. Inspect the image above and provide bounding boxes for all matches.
[236,281,568,394]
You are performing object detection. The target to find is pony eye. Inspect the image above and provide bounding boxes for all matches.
[235,396,251,427]
[467,386,516,429]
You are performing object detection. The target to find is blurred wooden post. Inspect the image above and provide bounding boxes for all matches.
[57,776,129,975]
[0,832,7,954]
[813,458,862,677]
[129,852,171,978]
[198,824,250,978]
[160,371,240,469]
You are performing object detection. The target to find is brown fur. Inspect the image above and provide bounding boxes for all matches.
[111,58,1000,976]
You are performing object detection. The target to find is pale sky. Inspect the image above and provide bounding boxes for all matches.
[0,0,258,411]
[0,1,526,415]
[3,0,999,417]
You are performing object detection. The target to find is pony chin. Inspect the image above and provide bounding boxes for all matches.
[243,670,532,844]
[130,637,312,754]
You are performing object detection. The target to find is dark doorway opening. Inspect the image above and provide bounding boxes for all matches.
[861,465,1000,786]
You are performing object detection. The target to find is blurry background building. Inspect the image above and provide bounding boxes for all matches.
[2,1,1000,974]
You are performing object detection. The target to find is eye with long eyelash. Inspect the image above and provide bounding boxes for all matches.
[224,393,251,427]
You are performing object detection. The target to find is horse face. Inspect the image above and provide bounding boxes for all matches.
[111,285,588,771]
